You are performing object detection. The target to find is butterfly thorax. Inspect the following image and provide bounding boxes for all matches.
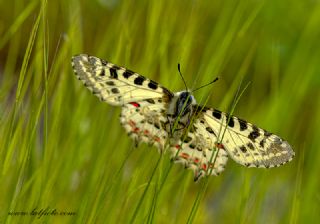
[166,91,197,133]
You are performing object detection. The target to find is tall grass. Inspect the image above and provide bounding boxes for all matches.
[0,0,319,223]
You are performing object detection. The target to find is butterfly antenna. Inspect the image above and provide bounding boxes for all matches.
[192,77,219,93]
[178,63,188,92]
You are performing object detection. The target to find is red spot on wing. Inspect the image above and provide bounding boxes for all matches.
[154,136,160,142]
[175,144,181,149]
[194,158,200,163]
[215,143,225,149]
[180,153,189,159]
[202,164,207,171]
[129,102,140,108]
[144,130,150,135]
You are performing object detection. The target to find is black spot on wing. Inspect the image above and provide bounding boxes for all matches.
[264,130,272,137]
[240,146,247,153]
[226,115,234,127]
[110,67,118,79]
[100,69,105,77]
[239,118,248,131]
[123,69,134,78]
[259,139,266,148]
[212,109,222,120]
[148,80,158,90]
[248,126,260,141]
[106,81,115,86]
[134,76,146,85]
[100,59,107,65]
[154,123,160,129]
[111,88,119,94]
[206,127,215,135]
[182,136,192,143]
[248,132,259,141]
[247,142,254,150]
[146,99,155,104]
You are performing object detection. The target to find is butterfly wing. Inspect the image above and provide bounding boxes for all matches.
[71,54,173,105]
[198,106,295,168]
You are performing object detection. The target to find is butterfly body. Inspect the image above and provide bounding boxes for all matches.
[166,91,196,135]
[71,54,294,181]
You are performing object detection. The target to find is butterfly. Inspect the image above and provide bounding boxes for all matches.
[71,54,295,181]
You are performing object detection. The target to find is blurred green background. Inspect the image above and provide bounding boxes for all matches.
[0,0,319,223]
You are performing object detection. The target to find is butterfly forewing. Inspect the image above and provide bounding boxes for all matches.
[71,54,173,105]
[202,108,295,168]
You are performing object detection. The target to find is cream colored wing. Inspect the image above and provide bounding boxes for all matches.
[198,106,295,168]
[71,54,173,106]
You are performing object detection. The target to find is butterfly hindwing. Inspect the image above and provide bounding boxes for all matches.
[120,99,169,150]
[71,54,173,105]
[169,117,228,181]
[201,107,295,168]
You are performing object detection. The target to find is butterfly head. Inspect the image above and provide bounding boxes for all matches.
[176,91,196,117]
